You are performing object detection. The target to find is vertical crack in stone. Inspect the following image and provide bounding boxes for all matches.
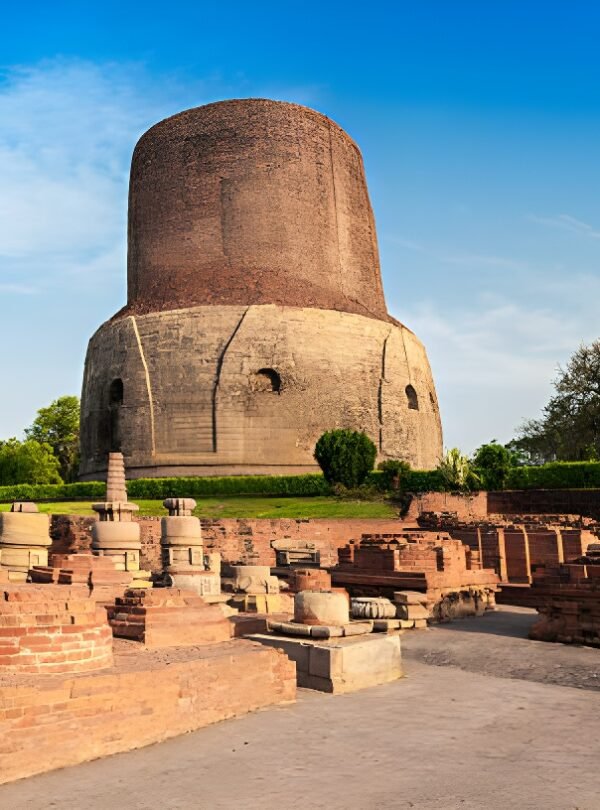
[378,329,392,451]
[129,315,156,456]
[212,307,250,452]
[328,120,345,298]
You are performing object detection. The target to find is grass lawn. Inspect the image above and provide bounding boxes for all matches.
[0,496,398,519]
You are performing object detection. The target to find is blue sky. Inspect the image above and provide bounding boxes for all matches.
[1,1,599,454]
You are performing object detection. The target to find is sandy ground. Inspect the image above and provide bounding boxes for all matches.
[1,606,599,810]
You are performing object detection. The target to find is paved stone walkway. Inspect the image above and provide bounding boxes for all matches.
[1,607,598,810]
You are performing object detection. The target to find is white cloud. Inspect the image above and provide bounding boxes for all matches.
[387,234,527,270]
[529,213,600,239]
[0,61,180,294]
[394,275,600,452]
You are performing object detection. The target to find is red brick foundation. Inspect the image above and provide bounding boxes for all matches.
[108,588,232,648]
[0,639,296,784]
[0,585,113,675]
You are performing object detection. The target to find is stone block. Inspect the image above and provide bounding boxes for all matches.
[247,632,402,693]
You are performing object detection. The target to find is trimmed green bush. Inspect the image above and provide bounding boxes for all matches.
[314,430,377,489]
[505,461,600,490]
[127,474,330,499]
[0,474,330,503]
[5,461,600,505]
[0,481,105,503]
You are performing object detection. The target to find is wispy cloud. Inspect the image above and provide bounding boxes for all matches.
[394,274,600,452]
[387,235,527,270]
[0,282,40,295]
[529,213,600,239]
[0,60,182,293]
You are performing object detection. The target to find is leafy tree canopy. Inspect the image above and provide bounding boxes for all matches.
[25,395,80,482]
[0,438,62,485]
[511,341,600,464]
[471,440,518,490]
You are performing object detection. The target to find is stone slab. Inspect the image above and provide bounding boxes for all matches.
[247,632,403,694]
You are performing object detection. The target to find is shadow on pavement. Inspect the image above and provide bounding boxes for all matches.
[430,607,538,639]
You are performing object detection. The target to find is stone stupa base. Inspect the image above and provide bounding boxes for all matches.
[247,632,402,694]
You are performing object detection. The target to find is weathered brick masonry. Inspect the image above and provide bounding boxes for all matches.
[411,490,600,522]
[50,516,406,573]
[0,639,296,784]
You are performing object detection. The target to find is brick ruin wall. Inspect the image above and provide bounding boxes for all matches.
[411,489,600,522]
[50,495,600,588]
[50,516,408,573]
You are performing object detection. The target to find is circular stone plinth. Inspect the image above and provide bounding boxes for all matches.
[294,590,349,626]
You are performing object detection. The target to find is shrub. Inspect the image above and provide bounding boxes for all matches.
[472,442,515,490]
[402,469,447,492]
[314,430,377,489]
[437,448,477,492]
[127,473,331,499]
[505,461,600,490]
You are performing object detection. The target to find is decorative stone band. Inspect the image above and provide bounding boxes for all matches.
[351,597,398,620]
[268,619,373,640]
[160,515,204,573]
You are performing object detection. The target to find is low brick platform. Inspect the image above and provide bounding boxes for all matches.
[107,588,233,648]
[30,553,131,604]
[0,638,296,784]
[0,585,113,675]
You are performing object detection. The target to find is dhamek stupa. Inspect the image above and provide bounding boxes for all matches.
[79,99,442,479]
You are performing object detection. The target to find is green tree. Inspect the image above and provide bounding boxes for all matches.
[472,441,516,490]
[25,395,80,482]
[437,448,475,491]
[512,340,600,463]
[0,438,62,485]
[314,429,377,488]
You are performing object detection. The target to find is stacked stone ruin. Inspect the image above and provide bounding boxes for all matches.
[224,563,289,613]
[331,530,499,621]
[29,553,131,603]
[527,544,600,647]
[251,586,403,693]
[0,585,113,674]
[107,587,233,648]
[159,497,222,597]
[91,452,151,588]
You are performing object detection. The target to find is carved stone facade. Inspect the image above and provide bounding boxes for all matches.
[80,99,442,478]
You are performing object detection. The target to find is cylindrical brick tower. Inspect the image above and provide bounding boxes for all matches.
[80,99,442,478]
[126,100,387,321]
